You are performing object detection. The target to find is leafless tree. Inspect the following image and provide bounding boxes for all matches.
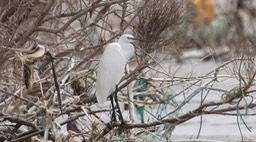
[0,0,255,141]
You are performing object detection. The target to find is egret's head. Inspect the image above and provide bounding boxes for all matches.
[119,34,137,43]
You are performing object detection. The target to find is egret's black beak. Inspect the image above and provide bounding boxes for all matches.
[130,37,148,42]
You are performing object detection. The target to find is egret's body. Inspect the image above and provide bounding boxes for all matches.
[96,34,135,104]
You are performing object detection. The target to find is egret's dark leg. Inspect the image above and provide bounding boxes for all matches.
[114,85,124,124]
[110,95,116,122]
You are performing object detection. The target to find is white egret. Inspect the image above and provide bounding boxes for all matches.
[96,34,140,122]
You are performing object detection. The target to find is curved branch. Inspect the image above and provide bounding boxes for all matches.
[13,0,54,47]
[111,101,256,129]
[35,0,128,34]
[0,113,40,131]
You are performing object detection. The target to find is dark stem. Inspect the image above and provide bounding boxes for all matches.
[114,85,124,124]
[110,94,116,122]
[46,51,62,114]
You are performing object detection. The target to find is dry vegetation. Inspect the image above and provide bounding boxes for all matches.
[0,0,256,141]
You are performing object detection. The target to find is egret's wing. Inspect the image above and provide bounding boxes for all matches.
[96,43,126,104]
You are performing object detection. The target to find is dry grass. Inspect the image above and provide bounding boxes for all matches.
[136,0,187,52]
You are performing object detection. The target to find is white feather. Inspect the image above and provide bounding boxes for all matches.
[95,34,136,104]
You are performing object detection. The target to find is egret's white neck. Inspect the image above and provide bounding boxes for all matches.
[119,41,134,62]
